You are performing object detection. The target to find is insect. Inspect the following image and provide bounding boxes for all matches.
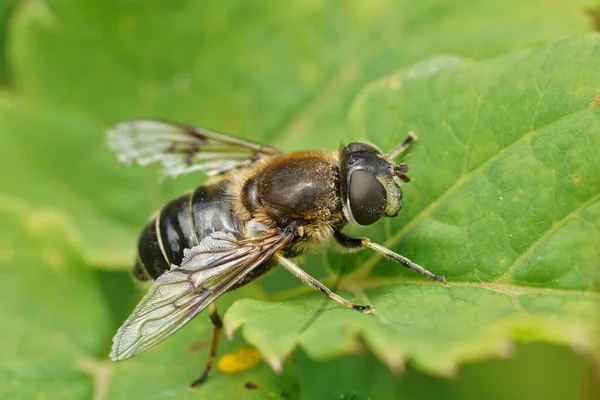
[107,120,445,387]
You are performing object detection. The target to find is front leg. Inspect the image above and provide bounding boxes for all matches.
[333,231,445,282]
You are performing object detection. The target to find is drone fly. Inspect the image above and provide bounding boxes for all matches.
[107,120,445,387]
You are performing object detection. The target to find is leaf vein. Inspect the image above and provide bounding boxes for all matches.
[496,193,600,283]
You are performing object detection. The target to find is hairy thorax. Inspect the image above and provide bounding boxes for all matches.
[230,151,346,255]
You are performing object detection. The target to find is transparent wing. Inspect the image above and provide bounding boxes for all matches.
[107,119,281,178]
[110,229,291,361]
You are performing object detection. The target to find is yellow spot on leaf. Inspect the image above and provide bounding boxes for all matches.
[217,347,261,374]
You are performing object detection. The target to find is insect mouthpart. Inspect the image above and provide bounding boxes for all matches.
[394,162,411,182]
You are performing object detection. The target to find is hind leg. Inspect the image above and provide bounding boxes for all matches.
[189,303,223,388]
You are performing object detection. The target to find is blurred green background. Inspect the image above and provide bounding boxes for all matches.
[0,1,599,399]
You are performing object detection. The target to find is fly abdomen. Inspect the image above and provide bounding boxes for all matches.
[134,181,243,281]
[134,218,168,281]
[158,193,198,266]
[134,193,197,281]
[190,183,242,242]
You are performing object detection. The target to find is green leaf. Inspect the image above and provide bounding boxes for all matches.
[0,96,152,266]
[2,1,600,398]
[225,35,600,375]
[0,0,19,83]
[0,198,111,398]
[9,0,597,144]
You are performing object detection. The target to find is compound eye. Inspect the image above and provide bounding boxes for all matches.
[348,170,386,225]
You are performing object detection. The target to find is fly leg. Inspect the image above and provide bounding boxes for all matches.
[274,253,375,313]
[189,303,223,388]
[334,231,445,282]
[387,131,417,159]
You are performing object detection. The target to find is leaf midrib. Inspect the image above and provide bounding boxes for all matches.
[271,276,600,302]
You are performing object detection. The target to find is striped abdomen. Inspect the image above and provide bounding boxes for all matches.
[133,180,243,281]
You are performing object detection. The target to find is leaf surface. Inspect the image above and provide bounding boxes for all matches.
[0,200,110,399]
[1,1,600,398]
